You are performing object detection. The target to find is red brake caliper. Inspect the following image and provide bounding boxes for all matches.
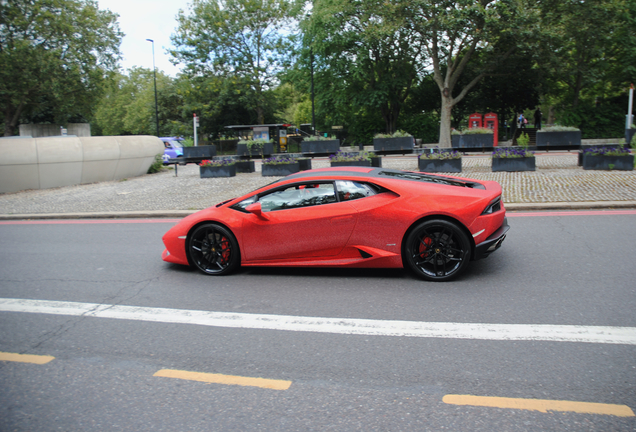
[220,237,230,263]
[419,237,433,258]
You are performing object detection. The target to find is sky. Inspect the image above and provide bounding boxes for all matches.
[97,0,189,76]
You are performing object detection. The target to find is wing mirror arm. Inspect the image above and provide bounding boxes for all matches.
[245,202,269,220]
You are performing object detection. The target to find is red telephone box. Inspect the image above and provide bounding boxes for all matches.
[469,113,482,129]
[484,112,499,146]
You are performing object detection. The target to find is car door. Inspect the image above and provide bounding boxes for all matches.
[240,182,358,261]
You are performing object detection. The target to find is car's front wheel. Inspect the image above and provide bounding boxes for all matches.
[188,223,240,275]
[404,219,471,282]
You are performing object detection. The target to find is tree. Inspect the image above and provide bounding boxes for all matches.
[306,0,426,134]
[0,0,122,136]
[170,0,299,125]
[93,68,172,136]
[410,0,533,147]
[537,0,629,110]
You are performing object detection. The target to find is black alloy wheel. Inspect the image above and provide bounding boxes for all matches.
[404,219,471,282]
[188,223,240,275]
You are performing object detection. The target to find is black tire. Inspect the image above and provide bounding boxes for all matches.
[188,223,240,275]
[404,219,471,282]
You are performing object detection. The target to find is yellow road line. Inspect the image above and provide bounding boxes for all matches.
[443,394,635,417]
[153,369,292,391]
[0,351,55,365]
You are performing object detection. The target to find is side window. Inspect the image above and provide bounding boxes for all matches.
[336,181,377,201]
[260,182,336,212]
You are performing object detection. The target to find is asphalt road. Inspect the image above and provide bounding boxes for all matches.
[1,211,635,431]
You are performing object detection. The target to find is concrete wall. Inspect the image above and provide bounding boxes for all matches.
[19,123,92,137]
[0,136,164,194]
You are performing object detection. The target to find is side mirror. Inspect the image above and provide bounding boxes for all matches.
[245,202,269,220]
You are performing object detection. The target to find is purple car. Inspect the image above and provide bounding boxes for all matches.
[161,137,184,164]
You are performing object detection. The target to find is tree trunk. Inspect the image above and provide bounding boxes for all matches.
[438,94,454,148]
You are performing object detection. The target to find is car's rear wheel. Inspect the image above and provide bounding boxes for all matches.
[404,219,471,282]
[188,223,239,275]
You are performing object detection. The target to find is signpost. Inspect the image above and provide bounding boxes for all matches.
[193,113,199,147]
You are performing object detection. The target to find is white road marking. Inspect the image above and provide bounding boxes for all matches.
[1,298,635,345]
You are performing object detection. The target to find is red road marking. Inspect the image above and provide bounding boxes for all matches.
[0,210,634,225]
[508,210,636,217]
[0,219,182,225]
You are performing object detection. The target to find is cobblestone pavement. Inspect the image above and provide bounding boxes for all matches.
[1,153,635,216]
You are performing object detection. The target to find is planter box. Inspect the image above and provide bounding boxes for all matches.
[184,145,217,158]
[373,137,414,152]
[582,154,634,171]
[330,160,372,167]
[577,145,628,166]
[298,158,312,171]
[418,158,462,173]
[261,162,300,176]
[301,140,340,155]
[370,156,382,168]
[235,160,255,173]
[236,142,274,158]
[451,134,494,149]
[536,130,581,149]
[492,157,536,172]
[199,164,236,178]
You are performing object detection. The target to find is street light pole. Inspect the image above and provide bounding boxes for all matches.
[146,39,159,137]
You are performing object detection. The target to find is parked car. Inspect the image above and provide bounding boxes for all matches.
[162,167,509,281]
[161,137,184,163]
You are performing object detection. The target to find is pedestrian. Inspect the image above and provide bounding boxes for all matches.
[534,108,542,129]
[518,113,526,129]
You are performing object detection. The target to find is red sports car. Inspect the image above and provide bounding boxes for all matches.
[162,167,509,281]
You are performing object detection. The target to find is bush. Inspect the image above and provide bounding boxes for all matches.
[147,154,164,174]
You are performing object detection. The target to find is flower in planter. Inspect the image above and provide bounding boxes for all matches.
[329,150,375,162]
[582,146,630,156]
[492,147,534,158]
[262,156,298,165]
[200,158,236,167]
[419,148,461,160]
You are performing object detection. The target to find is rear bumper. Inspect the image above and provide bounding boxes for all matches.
[474,217,509,260]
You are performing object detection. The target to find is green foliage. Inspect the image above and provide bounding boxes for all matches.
[536,0,630,109]
[517,132,530,149]
[374,130,412,139]
[552,101,625,139]
[0,0,122,136]
[171,0,299,124]
[303,135,336,141]
[540,125,580,132]
[146,154,164,174]
[462,128,494,135]
[306,0,424,134]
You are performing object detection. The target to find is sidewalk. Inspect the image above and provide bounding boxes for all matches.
[1,153,635,220]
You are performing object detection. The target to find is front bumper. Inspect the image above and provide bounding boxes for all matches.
[474,217,509,260]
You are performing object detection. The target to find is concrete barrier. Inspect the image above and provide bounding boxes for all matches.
[0,136,164,194]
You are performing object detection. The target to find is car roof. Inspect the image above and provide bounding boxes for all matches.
[283,167,485,189]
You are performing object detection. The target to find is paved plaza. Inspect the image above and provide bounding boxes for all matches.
[1,152,635,219]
